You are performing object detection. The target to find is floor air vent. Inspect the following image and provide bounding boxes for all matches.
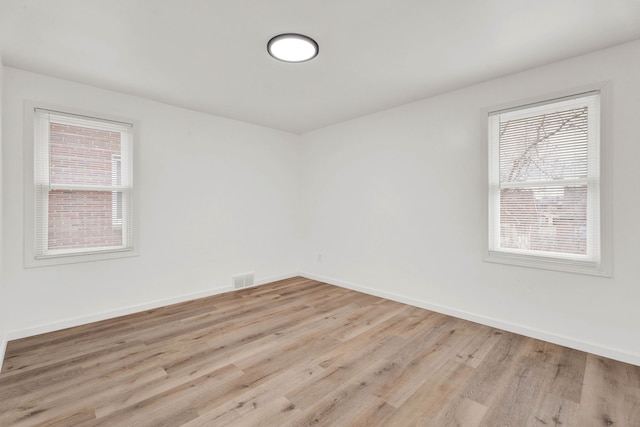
[233,273,254,289]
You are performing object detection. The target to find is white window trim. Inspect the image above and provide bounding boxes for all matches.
[24,102,139,267]
[482,83,612,277]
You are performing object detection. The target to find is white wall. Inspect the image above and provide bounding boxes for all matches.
[2,67,300,338]
[300,40,640,365]
[0,56,6,366]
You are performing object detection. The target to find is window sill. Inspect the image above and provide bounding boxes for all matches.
[484,251,611,277]
[25,247,138,268]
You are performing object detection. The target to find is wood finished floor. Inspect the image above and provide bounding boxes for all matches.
[1,277,639,427]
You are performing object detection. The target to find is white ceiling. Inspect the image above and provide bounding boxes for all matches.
[1,1,639,134]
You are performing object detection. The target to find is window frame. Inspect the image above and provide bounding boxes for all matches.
[24,102,139,267]
[483,83,612,277]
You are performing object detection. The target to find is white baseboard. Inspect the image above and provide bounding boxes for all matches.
[7,272,298,341]
[0,334,7,373]
[254,272,298,287]
[301,272,640,367]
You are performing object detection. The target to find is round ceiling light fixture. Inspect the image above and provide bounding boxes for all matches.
[267,33,319,63]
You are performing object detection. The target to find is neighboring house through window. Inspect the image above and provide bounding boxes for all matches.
[25,106,136,266]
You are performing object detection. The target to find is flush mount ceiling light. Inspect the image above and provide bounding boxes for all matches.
[267,33,319,63]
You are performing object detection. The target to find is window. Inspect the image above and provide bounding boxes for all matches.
[486,91,608,275]
[25,106,136,266]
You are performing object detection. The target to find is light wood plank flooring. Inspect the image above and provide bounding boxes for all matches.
[1,277,639,426]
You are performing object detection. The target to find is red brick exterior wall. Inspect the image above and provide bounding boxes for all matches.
[48,123,122,250]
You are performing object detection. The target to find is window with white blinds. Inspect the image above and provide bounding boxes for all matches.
[487,92,602,272]
[31,108,134,261]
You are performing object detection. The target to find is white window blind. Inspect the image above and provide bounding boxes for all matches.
[33,108,134,259]
[488,92,600,267]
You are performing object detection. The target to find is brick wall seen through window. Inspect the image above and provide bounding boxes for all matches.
[47,123,123,250]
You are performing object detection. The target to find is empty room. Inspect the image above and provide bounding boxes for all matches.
[1,1,640,426]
